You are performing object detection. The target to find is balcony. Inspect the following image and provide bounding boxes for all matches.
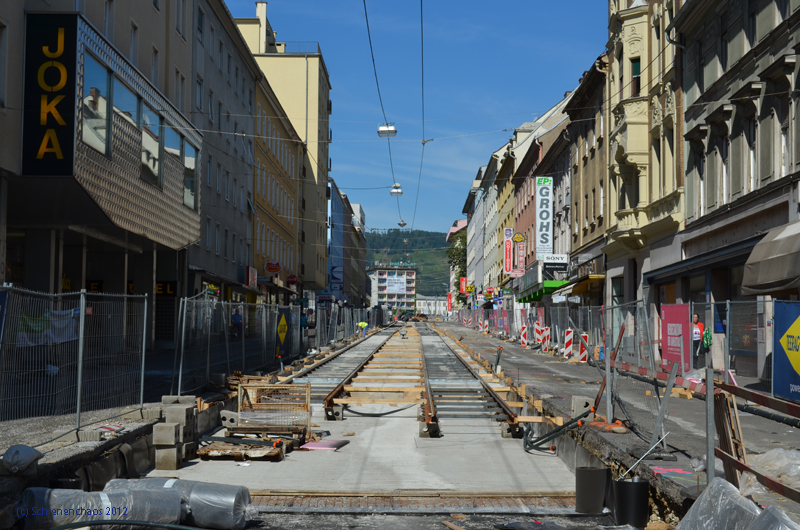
[609,97,649,168]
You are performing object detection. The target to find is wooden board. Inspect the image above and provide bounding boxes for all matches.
[345,386,424,393]
[333,398,424,405]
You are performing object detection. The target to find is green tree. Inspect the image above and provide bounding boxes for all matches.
[446,230,467,304]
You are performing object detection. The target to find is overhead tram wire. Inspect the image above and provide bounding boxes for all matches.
[410,0,426,232]
[362,0,403,222]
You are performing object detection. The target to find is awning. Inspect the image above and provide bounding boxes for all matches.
[743,220,800,295]
[572,274,605,295]
[517,280,569,303]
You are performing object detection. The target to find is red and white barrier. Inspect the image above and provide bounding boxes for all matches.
[483,320,489,333]
[534,321,542,344]
[468,314,472,327]
[521,322,528,347]
[563,328,573,357]
[579,333,589,362]
[543,327,550,348]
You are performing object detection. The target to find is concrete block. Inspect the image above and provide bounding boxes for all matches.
[220,410,239,427]
[181,442,196,461]
[165,404,196,425]
[325,405,344,421]
[178,421,195,443]
[77,430,103,442]
[152,422,180,446]
[142,407,162,420]
[162,395,196,405]
[155,445,182,471]
[500,422,523,439]
[571,395,593,418]
[122,409,144,420]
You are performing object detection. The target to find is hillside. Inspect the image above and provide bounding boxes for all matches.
[366,229,449,296]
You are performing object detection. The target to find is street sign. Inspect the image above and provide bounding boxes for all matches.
[568,296,581,303]
[275,308,293,360]
[552,295,567,303]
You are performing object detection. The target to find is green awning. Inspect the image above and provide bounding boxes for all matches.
[516,280,569,302]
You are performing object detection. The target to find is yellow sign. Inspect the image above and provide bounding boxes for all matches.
[465,285,475,293]
[779,314,800,375]
[277,314,288,344]
[512,233,526,242]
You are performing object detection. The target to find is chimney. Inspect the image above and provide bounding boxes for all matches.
[256,1,267,54]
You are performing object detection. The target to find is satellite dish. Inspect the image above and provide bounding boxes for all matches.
[378,123,398,138]
[398,220,407,228]
[390,183,403,197]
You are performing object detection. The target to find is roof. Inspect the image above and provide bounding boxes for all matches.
[445,219,468,243]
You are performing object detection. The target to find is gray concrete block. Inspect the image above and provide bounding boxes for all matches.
[571,395,593,418]
[162,395,197,405]
[325,405,344,421]
[165,404,196,425]
[181,441,196,461]
[220,410,239,427]
[153,422,180,446]
[155,445,182,471]
[77,430,103,442]
[142,407,162,420]
[178,420,195,443]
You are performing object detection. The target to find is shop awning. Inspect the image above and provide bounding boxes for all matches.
[572,274,605,295]
[517,280,569,303]
[742,220,800,295]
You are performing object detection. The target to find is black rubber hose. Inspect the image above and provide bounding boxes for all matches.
[342,404,415,417]
[48,521,201,530]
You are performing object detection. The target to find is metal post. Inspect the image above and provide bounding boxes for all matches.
[706,366,715,488]
[690,301,694,369]
[262,303,267,366]
[222,302,231,374]
[206,300,211,381]
[139,294,148,408]
[170,297,184,396]
[605,316,613,423]
[240,302,245,372]
[641,301,656,370]
[75,289,87,431]
[177,297,188,395]
[679,329,686,379]
[725,301,731,384]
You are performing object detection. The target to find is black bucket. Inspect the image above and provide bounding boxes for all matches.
[575,466,609,513]
[612,477,650,528]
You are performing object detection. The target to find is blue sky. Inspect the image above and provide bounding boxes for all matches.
[227,0,608,241]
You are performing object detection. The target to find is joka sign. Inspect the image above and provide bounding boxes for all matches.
[773,301,800,402]
[23,15,79,176]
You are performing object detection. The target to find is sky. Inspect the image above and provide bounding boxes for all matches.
[227,0,609,245]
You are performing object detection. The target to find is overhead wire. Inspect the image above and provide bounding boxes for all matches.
[410,0,426,232]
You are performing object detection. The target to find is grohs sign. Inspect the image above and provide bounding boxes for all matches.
[23,15,78,176]
[535,177,553,254]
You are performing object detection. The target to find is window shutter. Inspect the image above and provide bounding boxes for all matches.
[760,111,773,183]
[706,147,717,211]
[686,155,696,222]
[731,130,743,200]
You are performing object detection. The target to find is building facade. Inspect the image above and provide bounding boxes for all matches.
[415,295,448,315]
[368,266,418,311]
[327,179,346,303]
[1,1,203,347]
[236,3,331,301]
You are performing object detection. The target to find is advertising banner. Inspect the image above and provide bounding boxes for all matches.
[447,292,452,312]
[661,304,691,373]
[502,310,510,334]
[386,278,406,294]
[503,228,513,274]
[459,277,467,294]
[535,177,553,254]
[773,301,800,403]
[517,241,526,270]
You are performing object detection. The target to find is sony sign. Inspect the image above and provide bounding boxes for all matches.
[23,15,78,176]
[535,177,553,254]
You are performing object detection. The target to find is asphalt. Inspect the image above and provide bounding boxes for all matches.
[435,321,800,523]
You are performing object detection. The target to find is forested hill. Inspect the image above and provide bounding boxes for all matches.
[365,229,449,297]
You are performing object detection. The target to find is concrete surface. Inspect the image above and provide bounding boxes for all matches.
[253,513,614,529]
[147,403,576,495]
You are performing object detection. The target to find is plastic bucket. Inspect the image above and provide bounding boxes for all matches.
[575,467,609,513]
[612,477,650,528]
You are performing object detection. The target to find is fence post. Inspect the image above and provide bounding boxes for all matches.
[641,302,656,370]
[262,303,267,366]
[725,301,731,384]
[177,297,188,395]
[240,302,245,372]
[222,301,231,373]
[75,289,87,432]
[706,366,715,488]
[171,297,184,396]
[139,294,148,409]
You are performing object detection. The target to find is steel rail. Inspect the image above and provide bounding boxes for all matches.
[433,327,518,424]
[281,324,396,384]
[419,332,436,426]
[322,330,398,413]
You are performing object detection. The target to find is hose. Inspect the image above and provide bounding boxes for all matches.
[342,404,415,417]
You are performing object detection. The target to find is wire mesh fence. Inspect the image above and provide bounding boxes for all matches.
[0,286,147,447]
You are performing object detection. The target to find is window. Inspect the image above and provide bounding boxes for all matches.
[218,42,223,70]
[217,102,222,130]
[232,235,236,264]
[183,141,197,210]
[240,187,244,212]
[235,66,239,93]
[176,0,186,35]
[226,112,230,142]
[206,218,211,250]
[257,104,261,136]
[631,58,641,97]
[196,76,203,110]
[780,98,790,178]
[592,188,596,223]
[239,237,244,265]
[209,27,215,58]
[618,49,624,101]
[180,74,185,112]
[206,155,212,187]
[215,223,220,255]
[233,178,238,207]
[224,228,229,259]
[746,117,757,191]
[153,0,159,9]
[225,171,230,200]
[208,90,213,121]
[227,54,231,83]
[599,181,604,218]
[780,0,790,21]
[697,39,704,95]
[248,89,253,113]
[112,78,138,126]
[82,54,110,155]
[721,135,729,205]
[129,22,138,64]
[612,277,624,306]
[216,163,221,193]
[584,195,589,228]
[719,13,728,73]
[197,8,204,43]
[0,21,6,106]
[233,121,239,151]
[747,0,756,49]
[151,47,158,85]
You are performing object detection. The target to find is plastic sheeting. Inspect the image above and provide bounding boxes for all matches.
[746,506,800,530]
[747,449,800,490]
[2,445,43,474]
[104,478,252,530]
[19,487,183,530]
[676,478,761,530]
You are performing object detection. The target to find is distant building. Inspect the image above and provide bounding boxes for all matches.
[367,265,418,311]
[415,295,448,315]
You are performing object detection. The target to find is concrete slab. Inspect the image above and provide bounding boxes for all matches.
[146,404,575,495]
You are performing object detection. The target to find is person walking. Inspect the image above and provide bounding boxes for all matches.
[692,313,705,369]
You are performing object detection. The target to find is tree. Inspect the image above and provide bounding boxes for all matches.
[446,230,467,304]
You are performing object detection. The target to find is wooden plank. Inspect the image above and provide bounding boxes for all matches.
[515,416,545,423]
[442,522,467,530]
[353,378,423,383]
[718,382,800,420]
[345,386,424,392]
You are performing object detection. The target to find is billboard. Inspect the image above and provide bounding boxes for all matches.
[503,228,513,274]
[23,14,79,176]
[773,301,800,403]
[459,277,467,293]
[447,292,453,312]
[535,177,553,254]
[386,277,406,294]
[661,304,691,373]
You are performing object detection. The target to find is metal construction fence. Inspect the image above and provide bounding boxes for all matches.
[175,298,389,394]
[0,286,147,445]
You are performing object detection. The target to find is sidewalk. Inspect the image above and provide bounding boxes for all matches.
[437,321,800,523]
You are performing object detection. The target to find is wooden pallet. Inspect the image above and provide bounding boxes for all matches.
[198,441,285,461]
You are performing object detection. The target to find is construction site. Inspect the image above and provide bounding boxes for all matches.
[1,314,799,530]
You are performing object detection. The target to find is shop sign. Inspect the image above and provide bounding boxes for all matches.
[287,274,298,285]
[502,288,513,296]
[265,262,282,274]
[155,281,177,296]
[552,295,566,303]
[773,301,800,402]
[535,177,553,254]
[477,294,484,302]
[503,228,513,274]
[459,277,467,294]
[568,296,581,304]
[23,14,79,176]
[245,266,257,289]
[86,280,104,293]
[661,304,691,373]
[447,292,453,311]
[465,285,475,293]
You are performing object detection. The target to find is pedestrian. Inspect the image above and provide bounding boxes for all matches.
[231,308,243,341]
[692,313,705,369]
